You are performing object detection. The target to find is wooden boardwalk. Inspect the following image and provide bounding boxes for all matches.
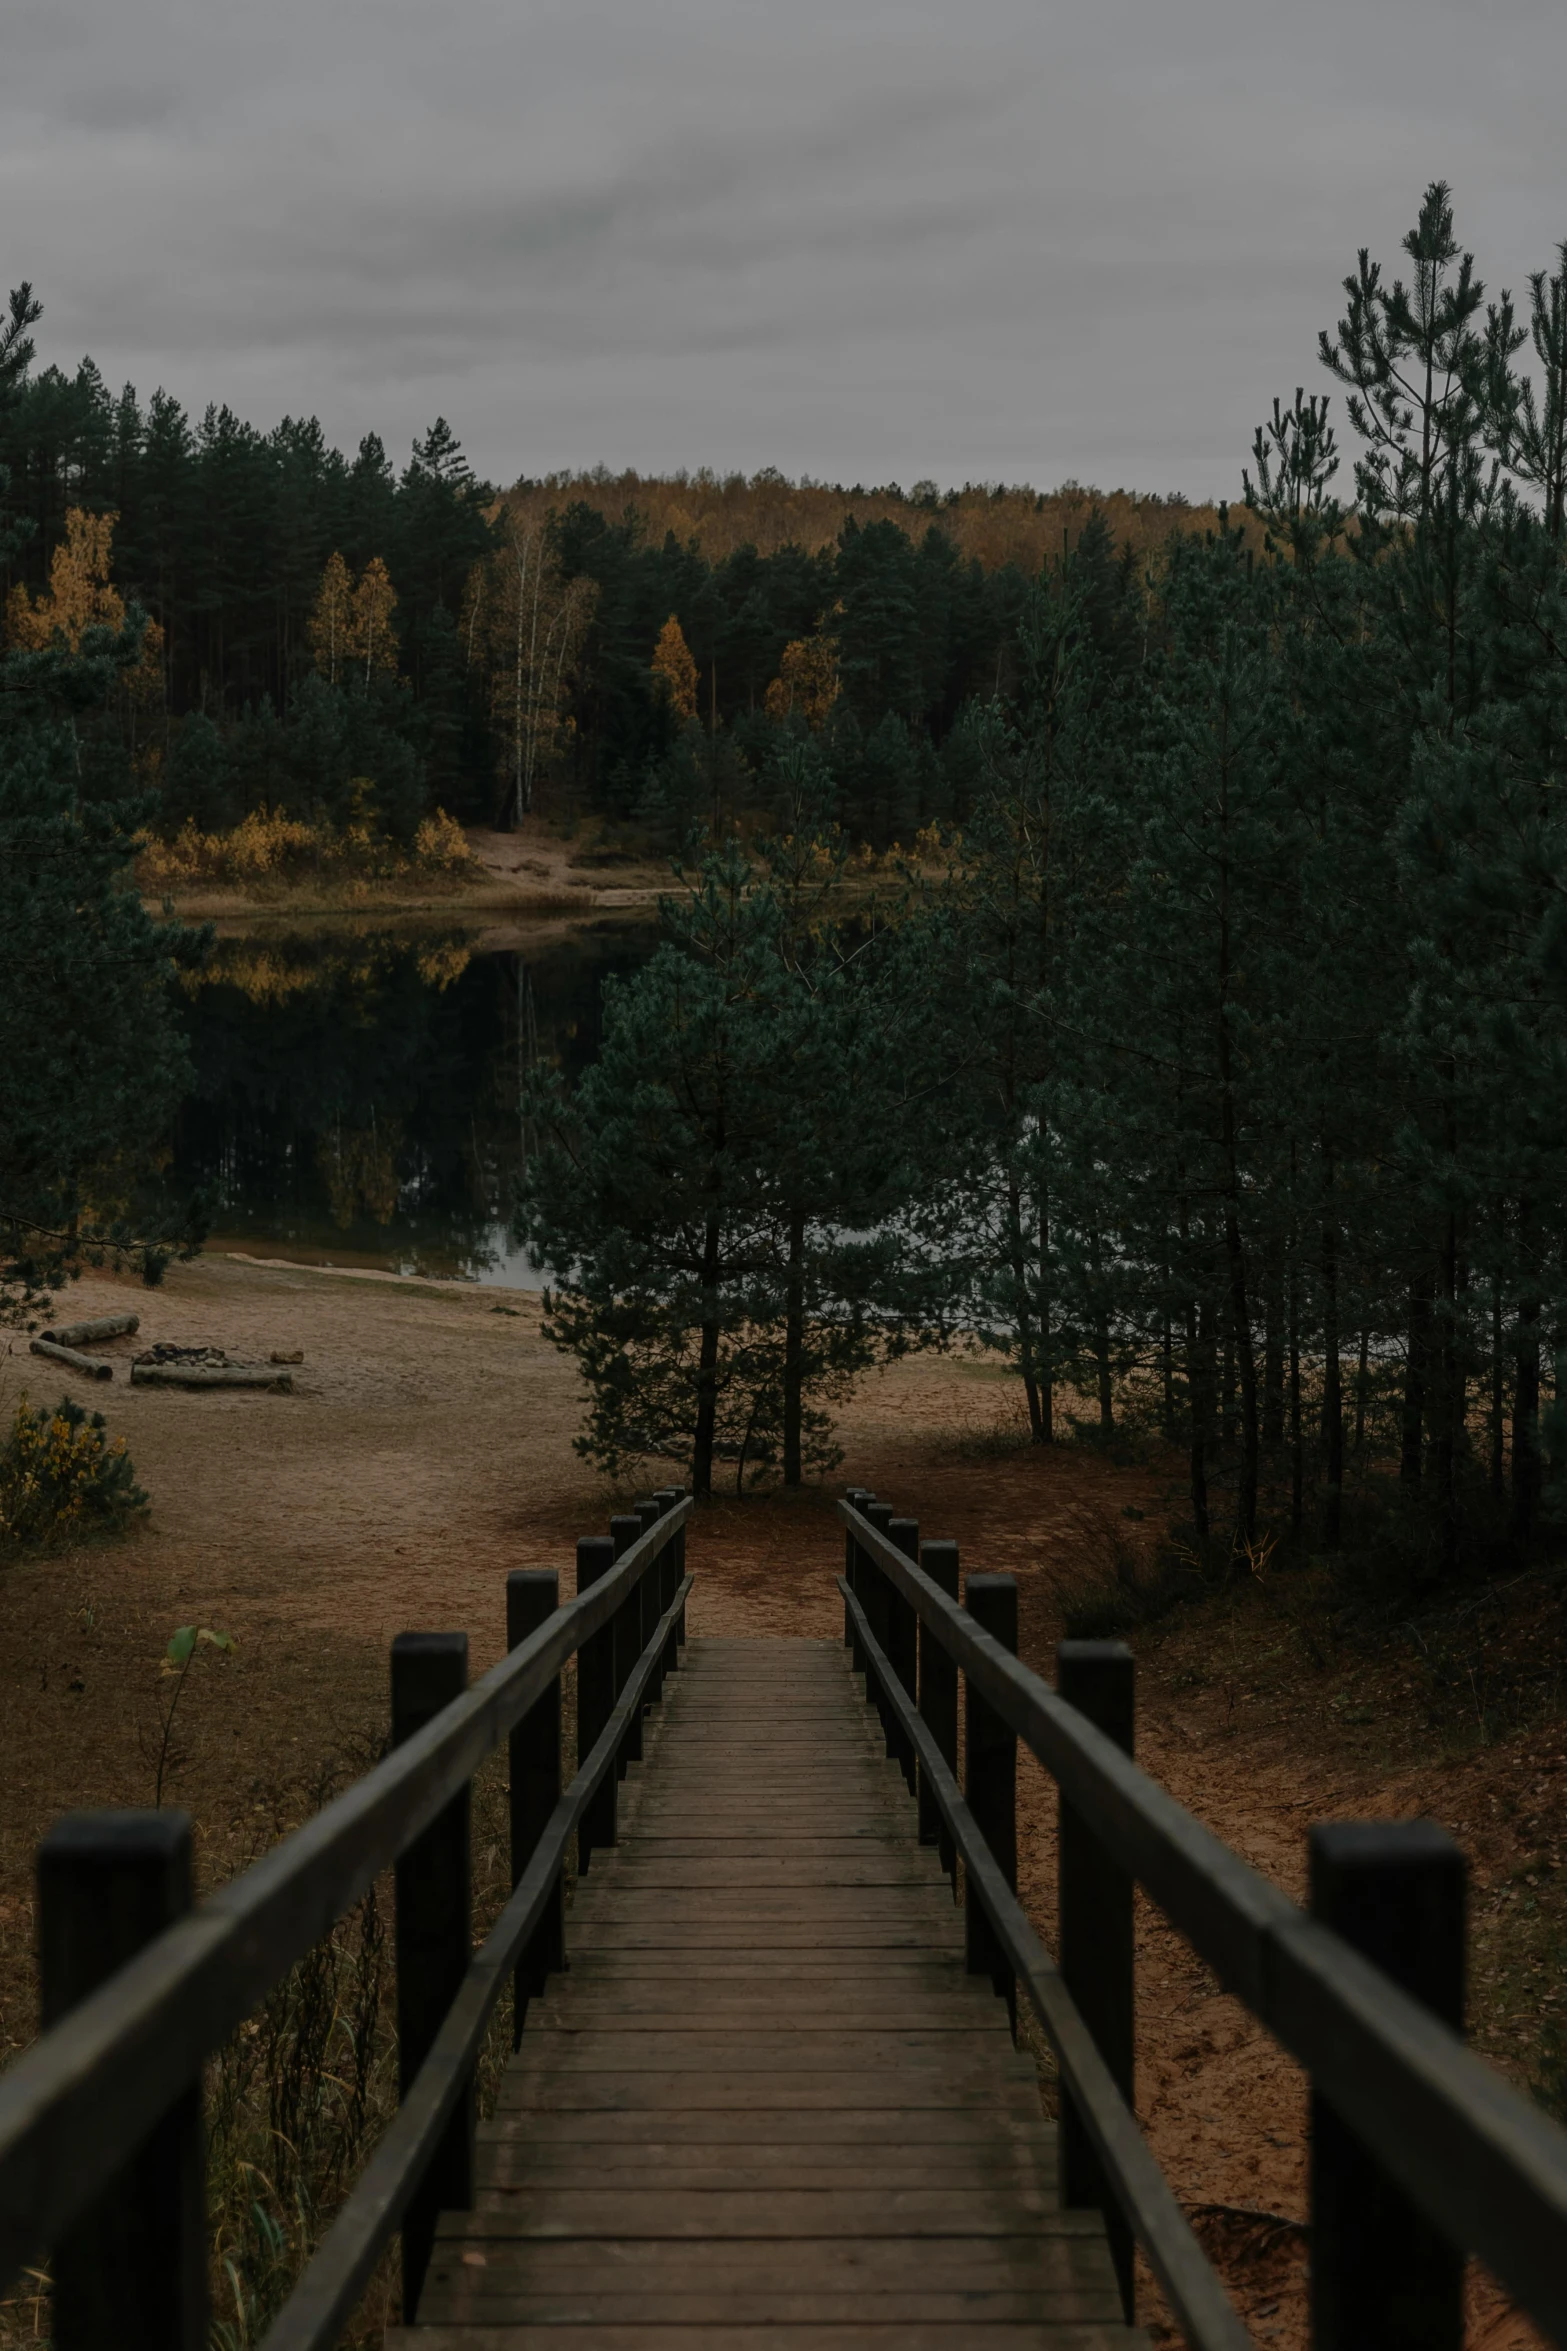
[392,1635,1143,2349]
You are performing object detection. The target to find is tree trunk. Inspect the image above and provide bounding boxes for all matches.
[1289,1266,1303,1534]
[1400,1287,1430,1488]
[782,1201,806,1488]
[1223,1217,1259,1551]
[1089,1230,1113,1435]
[1354,1327,1370,1457]
[1161,1304,1177,1442]
[1221,1322,1236,1450]
[1435,1209,1461,1575]
[1262,1235,1285,1450]
[1006,1169,1045,1442]
[1215,827,1259,1546]
[1512,1294,1541,1547]
[691,1208,723,1499]
[1185,1299,1210,1538]
[1320,1208,1343,1550]
[1038,1183,1054,1443]
[1490,1281,1506,1504]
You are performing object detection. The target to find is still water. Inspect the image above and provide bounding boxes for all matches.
[168,921,655,1286]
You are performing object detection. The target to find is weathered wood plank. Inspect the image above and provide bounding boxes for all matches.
[393,2328,1146,2349]
[400,1636,1141,2347]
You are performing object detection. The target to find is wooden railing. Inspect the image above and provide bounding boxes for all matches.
[0,1488,692,2351]
[839,1488,1567,2351]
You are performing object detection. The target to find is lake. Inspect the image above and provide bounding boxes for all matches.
[168,919,655,1286]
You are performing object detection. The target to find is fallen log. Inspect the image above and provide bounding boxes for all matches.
[130,1362,293,1392]
[51,1313,140,1348]
[29,1338,114,1381]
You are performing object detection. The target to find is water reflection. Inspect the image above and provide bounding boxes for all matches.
[168,921,654,1284]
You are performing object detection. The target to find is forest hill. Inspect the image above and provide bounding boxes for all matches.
[0,286,1222,843]
[7,179,1567,1589]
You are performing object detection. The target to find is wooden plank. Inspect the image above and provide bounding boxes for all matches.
[427,2226,1115,2268]
[474,2153,1060,2192]
[475,2108,1055,2148]
[431,2186,1070,2236]
[522,1996,1006,2024]
[394,2327,1146,2349]
[493,2071,1049,2114]
[399,1636,1140,2348]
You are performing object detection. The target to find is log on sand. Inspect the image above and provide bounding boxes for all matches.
[130,1362,293,1392]
[51,1313,140,1347]
[29,1339,115,1381]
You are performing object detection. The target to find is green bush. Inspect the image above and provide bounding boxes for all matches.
[0,1393,148,1550]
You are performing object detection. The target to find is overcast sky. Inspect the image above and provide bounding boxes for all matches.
[4,0,1564,500]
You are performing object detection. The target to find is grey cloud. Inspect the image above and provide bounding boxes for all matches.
[3,0,1565,493]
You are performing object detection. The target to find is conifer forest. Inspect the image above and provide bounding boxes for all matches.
[8,181,1567,1573]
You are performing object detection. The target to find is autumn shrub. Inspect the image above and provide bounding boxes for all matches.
[138,805,478,894]
[0,1393,148,1551]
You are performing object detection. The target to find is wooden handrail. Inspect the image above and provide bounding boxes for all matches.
[262,1567,694,2351]
[840,1494,1567,2348]
[0,1497,691,2308]
[840,1574,1256,2351]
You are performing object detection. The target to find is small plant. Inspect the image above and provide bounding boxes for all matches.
[0,1393,148,1552]
[152,1624,237,1805]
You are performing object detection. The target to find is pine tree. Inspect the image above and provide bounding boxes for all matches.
[521,844,911,1494]
[0,488,202,1317]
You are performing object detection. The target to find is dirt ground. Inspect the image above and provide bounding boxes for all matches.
[0,1253,1559,2350]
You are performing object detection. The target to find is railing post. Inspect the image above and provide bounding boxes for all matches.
[507,1570,562,2041]
[655,1487,682,1674]
[577,1534,617,1864]
[844,1489,874,1664]
[1309,1821,1466,2351]
[1057,1638,1136,2317]
[918,1539,959,1878]
[636,1497,663,1705]
[610,1513,644,1771]
[887,1518,920,1793]
[38,1811,207,2351]
[863,1500,896,1757]
[674,1485,689,1646]
[964,1572,1017,2031]
[391,1630,472,2320]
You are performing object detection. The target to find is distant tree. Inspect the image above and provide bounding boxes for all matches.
[6,508,164,712]
[0,517,203,1319]
[520,845,911,1494]
[651,614,699,721]
[464,521,596,821]
[348,555,399,683]
[307,551,354,686]
[763,628,839,729]
[162,711,235,832]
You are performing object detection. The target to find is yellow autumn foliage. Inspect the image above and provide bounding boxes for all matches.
[6,506,164,703]
[307,551,399,685]
[138,806,478,894]
[651,614,699,721]
[763,631,840,729]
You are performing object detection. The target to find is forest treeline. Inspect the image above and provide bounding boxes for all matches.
[0,283,1224,844]
[522,184,1567,1588]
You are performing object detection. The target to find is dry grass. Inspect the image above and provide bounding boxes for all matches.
[138,809,477,900]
